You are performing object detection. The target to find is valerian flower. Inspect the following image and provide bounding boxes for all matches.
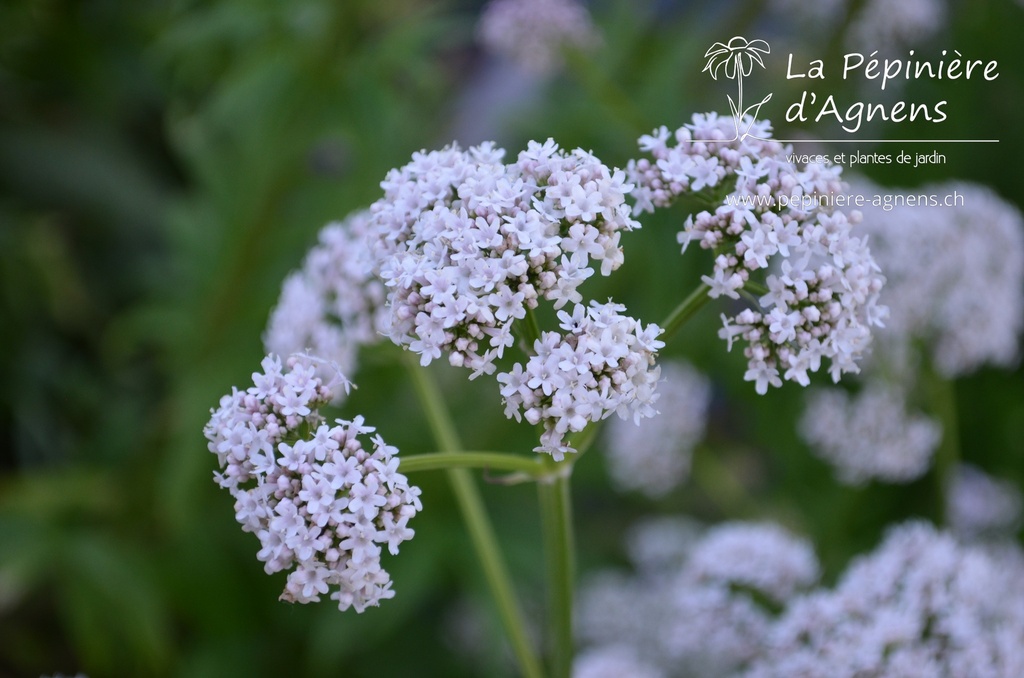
[204,354,421,613]
[628,113,887,394]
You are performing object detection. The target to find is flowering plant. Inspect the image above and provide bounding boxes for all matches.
[202,113,898,677]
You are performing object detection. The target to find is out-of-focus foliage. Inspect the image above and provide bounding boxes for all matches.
[1,0,1022,676]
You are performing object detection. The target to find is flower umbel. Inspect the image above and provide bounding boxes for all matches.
[746,522,1024,677]
[370,139,638,380]
[477,0,599,74]
[497,300,664,460]
[264,211,389,390]
[854,179,1024,378]
[370,139,659,458]
[577,519,819,678]
[204,354,422,613]
[799,382,941,485]
[629,113,887,393]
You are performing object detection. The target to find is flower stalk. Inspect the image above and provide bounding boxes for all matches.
[660,282,712,341]
[539,459,575,678]
[405,356,544,678]
[400,451,549,478]
[923,364,961,525]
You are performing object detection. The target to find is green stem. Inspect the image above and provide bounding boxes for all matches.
[744,280,769,296]
[400,451,548,477]
[659,282,712,341]
[564,421,601,463]
[538,462,575,678]
[738,288,763,307]
[925,368,960,524]
[405,357,544,678]
[522,307,543,350]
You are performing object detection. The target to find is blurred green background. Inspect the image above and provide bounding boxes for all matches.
[2,0,1022,676]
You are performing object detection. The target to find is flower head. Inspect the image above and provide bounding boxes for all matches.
[370,140,638,381]
[948,464,1023,540]
[264,211,388,393]
[477,0,599,74]
[854,179,1024,378]
[746,522,1024,677]
[371,140,658,457]
[577,519,819,678]
[204,354,421,613]
[497,300,664,460]
[799,382,941,485]
[629,113,887,393]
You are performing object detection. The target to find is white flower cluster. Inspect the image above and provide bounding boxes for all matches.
[746,522,1024,678]
[370,139,639,378]
[477,0,599,74]
[948,463,1023,540]
[204,355,422,613]
[603,360,710,498]
[685,522,821,604]
[845,0,946,53]
[799,382,941,485]
[855,180,1024,378]
[498,301,664,460]
[628,113,887,394]
[264,211,388,387]
[576,520,819,678]
[370,140,660,458]
[767,0,945,53]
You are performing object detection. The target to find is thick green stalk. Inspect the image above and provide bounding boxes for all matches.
[925,368,960,524]
[515,307,543,354]
[659,282,712,341]
[405,358,544,678]
[538,461,575,678]
[400,451,547,478]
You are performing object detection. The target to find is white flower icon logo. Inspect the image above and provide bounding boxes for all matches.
[702,36,773,140]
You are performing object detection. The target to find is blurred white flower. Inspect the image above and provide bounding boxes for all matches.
[846,0,946,53]
[855,180,1024,378]
[576,519,818,678]
[264,211,388,392]
[685,522,820,604]
[603,361,710,498]
[948,463,1023,539]
[574,645,665,678]
[767,0,945,53]
[746,521,1024,678]
[477,0,599,74]
[799,382,941,484]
